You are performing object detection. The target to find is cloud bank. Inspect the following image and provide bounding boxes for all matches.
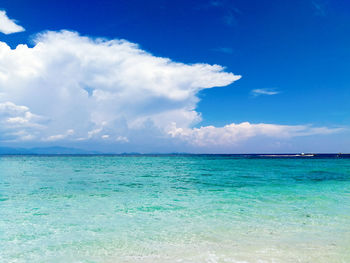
[0,29,341,151]
[169,122,341,147]
[0,10,25,34]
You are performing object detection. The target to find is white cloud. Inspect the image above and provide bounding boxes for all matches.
[251,88,279,96]
[116,136,129,143]
[0,101,45,141]
[0,30,342,150]
[0,10,25,34]
[0,30,239,145]
[44,129,75,142]
[168,122,342,147]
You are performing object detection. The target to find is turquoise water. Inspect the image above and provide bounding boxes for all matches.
[0,156,350,263]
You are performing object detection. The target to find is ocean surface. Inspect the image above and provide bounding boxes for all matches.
[0,156,349,263]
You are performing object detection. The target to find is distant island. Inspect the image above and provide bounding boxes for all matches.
[0,146,100,155]
[0,147,349,158]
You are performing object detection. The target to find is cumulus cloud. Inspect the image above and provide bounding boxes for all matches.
[0,29,342,150]
[251,88,279,96]
[168,122,342,147]
[0,30,239,145]
[0,10,25,34]
[0,102,45,141]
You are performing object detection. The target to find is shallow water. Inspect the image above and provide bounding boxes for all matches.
[0,156,349,263]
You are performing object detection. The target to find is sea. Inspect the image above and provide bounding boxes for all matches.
[0,155,349,263]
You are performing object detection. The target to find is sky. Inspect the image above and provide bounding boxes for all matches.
[0,0,349,153]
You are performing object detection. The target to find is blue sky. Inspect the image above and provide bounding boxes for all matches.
[0,0,349,153]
